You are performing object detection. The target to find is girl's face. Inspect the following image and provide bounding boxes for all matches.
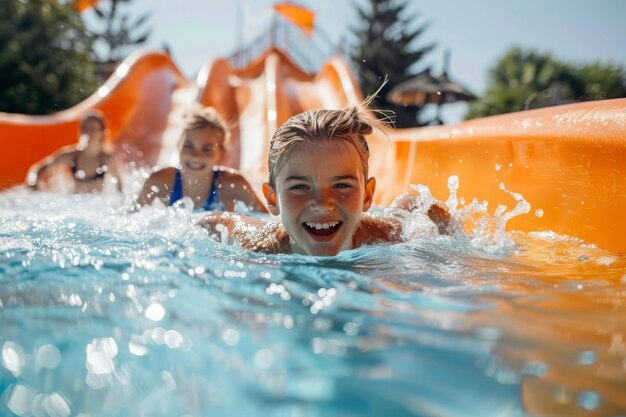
[264,140,375,256]
[80,120,105,148]
[179,127,224,175]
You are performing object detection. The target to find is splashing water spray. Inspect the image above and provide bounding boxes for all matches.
[407,175,531,254]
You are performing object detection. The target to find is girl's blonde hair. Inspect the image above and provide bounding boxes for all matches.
[181,105,230,150]
[268,100,388,187]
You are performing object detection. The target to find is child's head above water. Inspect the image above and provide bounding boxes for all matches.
[263,105,383,256]
[78,110,108,148]
[80,110,107,133]
[180,105,230,151]
[178,105,230,173]
[267,106,373,187]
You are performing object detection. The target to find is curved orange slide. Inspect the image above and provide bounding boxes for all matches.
[1,49,625,253]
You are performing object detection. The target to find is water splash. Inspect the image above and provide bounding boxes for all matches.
[403,176,532,255]
[1,182,624,417]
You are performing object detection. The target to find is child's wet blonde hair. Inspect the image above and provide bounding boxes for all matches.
[268,102,387,187]
[180,105,230,150]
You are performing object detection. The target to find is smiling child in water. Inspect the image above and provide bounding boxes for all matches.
[137,105,267,212]
[197,103,451,256]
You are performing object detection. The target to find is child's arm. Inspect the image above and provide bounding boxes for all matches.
[219,171,269,213]
[196,212,287,253]
[427,203,453,235]
[355,214,404,246]
[26,149,74,190]
[390,192,454,235]
[136,168,175,208]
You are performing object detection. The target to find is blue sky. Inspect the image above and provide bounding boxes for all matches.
[84,0,626,123]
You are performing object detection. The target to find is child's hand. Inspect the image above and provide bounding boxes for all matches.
[390,192,423,211]
[197,212,236,236]
[427,203,453,235]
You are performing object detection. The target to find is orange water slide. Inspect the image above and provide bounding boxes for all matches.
[1,49,625,252]
[385,100,626,254]
[0,51,190,188]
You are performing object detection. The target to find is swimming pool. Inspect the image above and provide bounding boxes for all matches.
[1,188,625,417]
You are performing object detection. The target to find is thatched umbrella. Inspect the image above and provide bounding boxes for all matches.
[387,51,476,124]
[386,69,443,107]
[433,72,476,104]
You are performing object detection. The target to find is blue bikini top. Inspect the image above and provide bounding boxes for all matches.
[169,169,221,211]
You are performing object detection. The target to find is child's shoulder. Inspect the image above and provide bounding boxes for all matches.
[147,167,177,183]
[215,166,247,182]
[356,213,404,246]
[215,167,257,195]
[48,146,79,162]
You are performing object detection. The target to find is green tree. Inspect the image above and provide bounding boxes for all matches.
[90,0,152,64]
[351,0,435,127]
[466,47,626,119]
[0,0,97,114]
[573,63,626,101]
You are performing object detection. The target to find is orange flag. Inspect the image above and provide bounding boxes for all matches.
[272,2,315,36]
[74,0,99,13]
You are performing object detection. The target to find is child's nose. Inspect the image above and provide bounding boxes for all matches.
[311,186,333,210]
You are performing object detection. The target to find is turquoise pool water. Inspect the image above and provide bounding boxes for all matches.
[1,189,625,417]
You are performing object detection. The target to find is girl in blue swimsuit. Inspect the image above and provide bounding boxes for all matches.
[169,168,221,211]
[137,106,267,212]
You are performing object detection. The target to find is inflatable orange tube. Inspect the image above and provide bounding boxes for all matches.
[0,49,624,253]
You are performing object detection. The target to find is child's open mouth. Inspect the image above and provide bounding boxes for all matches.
[302,221,342,238]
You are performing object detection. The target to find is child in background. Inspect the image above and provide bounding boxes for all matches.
[28,111,121,193]
[136,105,267,212]
[197,103,451,256]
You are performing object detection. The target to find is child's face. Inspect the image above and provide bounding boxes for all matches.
[264,140,375,256]
[179,127,223,175]
[80,120,105,145]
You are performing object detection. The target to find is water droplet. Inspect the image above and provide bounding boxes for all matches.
[144,303,166,321]
[534,208,543,217]
[37,344,62,370]
[39,392,71,417]
[2,342,24,375]
[222,328,240,346]
[164,330,183,349]
[128,336,147,356]
[254,349,274,369]
[521,360,548,376]
[86,338,118,375]
[577,350,597,365]
[576,390,600,410]
[6,384,35,416]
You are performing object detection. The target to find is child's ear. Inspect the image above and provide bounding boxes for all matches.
[363,177,376,211]
[262,182,280,216]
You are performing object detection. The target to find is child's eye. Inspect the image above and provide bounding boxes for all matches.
[290,184,309,190]
[334,183,352,189]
